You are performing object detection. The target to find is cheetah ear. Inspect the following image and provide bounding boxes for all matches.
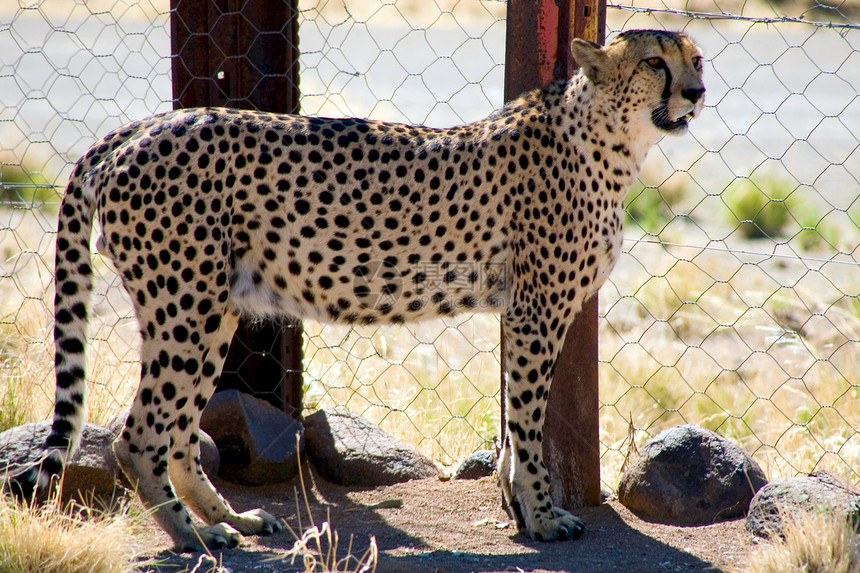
[570,38,608,84]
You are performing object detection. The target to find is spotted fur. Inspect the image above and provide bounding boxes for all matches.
[8,30,704,550]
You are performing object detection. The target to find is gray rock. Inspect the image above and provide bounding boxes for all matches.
[746,471,860,538]
[453,449,495,480]
[0,421,124,503]
[618,424,767,524]
[303,408,438,486]
[107,410,220,480]
[200,389,303,486]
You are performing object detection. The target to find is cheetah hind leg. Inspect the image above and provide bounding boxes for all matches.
[163,312,281,541]
[167,413,282,538]
[113,421,244,552]
[114,307,278,551]
[116,408,281,553]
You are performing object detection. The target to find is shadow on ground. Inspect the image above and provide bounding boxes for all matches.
[140,466,746,573]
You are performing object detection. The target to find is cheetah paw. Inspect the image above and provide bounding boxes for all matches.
[529,507,585,542]
[230,508,282,536]
[177,523,243,553]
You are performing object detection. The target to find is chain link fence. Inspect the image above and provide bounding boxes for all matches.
[0,1,857,485]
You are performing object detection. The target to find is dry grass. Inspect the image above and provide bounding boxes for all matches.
[285,520,378,573]
[599,233,860,487]
[0,493,140,573]
[744,510,860,573]
[282,438,378,573]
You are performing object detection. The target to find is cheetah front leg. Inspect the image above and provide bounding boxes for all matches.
[499,309,585,541]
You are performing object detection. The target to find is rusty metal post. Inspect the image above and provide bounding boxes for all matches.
[170,0,304,417]
[503,0,605,509]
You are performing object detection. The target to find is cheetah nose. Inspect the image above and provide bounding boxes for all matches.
[681,86,705,104]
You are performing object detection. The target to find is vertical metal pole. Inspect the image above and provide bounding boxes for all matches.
[170,0,304,417]
[503,0,605,509]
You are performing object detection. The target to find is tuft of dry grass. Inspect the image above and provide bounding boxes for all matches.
[285,519,378,573]
[283,437,378,573]
[744,509,860,573]
[0,493,141,573]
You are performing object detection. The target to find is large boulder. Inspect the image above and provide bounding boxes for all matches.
[200,389,303,486]
[303,408,438,486]
[0,421,124,503]
[618,424,767,524]
[107,410,220,480]
[746,471,860,538]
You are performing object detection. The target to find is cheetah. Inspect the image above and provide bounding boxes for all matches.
[8,30,704,550]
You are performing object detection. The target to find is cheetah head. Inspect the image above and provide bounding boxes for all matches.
[571,30,705,137]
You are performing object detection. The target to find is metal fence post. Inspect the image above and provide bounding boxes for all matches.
[503,0,605,509]
[170,0,304,417]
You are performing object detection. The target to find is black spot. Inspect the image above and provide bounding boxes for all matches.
[204,315,221,334]
[173,325,189,342]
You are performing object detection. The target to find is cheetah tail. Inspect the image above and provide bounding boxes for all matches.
[5,160,97,501]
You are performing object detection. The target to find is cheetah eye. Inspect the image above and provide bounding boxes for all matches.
[644,57,666,70]
[692,56,703,71]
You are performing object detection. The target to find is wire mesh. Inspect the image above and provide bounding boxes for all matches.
[0,1,171,428]
[602,1,860,486]
[0,1,857,485]
[296,1,506,464]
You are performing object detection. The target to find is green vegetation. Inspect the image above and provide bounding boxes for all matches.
[625,183,674,235]
[723,176,797,239]
[795,203,860,253]
[719,174,860,253]
[0,374,30,434]
[0,314,51,434]
[624,176,689,236]
[0,161,58,208]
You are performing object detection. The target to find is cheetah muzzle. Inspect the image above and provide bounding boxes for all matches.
[6,30,704,550]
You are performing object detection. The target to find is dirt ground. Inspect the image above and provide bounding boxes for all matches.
[134,467,759,573]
